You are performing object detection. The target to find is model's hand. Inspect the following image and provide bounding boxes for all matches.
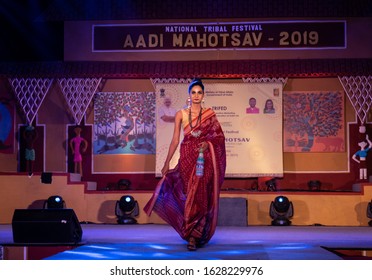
[161,163,170,176]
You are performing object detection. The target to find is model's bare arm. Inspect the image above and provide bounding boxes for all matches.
[161,110,183,176]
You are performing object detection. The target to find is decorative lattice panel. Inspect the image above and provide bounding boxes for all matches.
[150,78,192,87]
[242,77,288,87]
[339,76,372,125]
[58,78,102,125]
[8,78,53,124]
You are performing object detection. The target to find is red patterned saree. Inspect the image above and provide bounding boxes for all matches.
[144,108,226,245]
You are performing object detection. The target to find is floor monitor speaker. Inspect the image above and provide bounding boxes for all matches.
[12,209,82,244]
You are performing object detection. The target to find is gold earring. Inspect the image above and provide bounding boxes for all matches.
[202,98,205,108]
[188,97,191,108]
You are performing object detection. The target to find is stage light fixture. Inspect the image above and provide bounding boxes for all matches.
[265,178,277,191]
[308,180,321,191]
[115,195,139,224]
[117,179,132,190]
[269,195,293,226]
[367,200,372,227]
[43,195,65,209]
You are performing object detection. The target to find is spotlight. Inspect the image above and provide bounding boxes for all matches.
[43,195,65,209]
[308,180,321,191]
[117,179,131,190]
[269,195,293,226]
[115,195,139,224]
[265,178,277,191]
[367,200,372,227]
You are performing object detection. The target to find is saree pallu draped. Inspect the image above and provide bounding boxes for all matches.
[144,108,226,244]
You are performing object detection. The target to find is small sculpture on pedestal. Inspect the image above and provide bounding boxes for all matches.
[69,126,88,178]
[352,133,372,181]
[23,125,38,177]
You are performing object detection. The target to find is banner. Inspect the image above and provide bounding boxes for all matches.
[155,82,283,178]
[93,20,346,51]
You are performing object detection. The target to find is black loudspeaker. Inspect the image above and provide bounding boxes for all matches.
[12,209,83,244]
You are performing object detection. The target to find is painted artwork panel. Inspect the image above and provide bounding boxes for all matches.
[0,101,15,154]
[93,92,156,155]
[283,91,345,152]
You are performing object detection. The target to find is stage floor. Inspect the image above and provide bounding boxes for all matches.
[1,224,372,260]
